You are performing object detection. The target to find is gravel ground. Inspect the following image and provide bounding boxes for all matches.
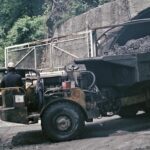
[1,114,150,150]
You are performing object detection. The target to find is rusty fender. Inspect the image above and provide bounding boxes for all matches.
[65,88,86,109]
[40,88,88,120]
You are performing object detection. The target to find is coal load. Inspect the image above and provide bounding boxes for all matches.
[109,35,150,56]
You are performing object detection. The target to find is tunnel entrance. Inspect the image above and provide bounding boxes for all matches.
[113,8,150,46]
[97,7,150,56]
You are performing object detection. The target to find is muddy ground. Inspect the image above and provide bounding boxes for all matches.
[1,113,150,150]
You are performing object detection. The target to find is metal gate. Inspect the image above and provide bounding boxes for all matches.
[5,30,96,71]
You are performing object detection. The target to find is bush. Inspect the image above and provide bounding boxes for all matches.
[6,16,47,45]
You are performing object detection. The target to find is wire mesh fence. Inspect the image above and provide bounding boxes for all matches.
[5,30,94,71]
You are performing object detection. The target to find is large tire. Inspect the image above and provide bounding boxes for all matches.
[41,101,85,141]
[118,106,138,118]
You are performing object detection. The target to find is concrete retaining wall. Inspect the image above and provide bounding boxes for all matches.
[54,0,150,36]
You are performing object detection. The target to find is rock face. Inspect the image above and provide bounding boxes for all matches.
[54,0,150,37]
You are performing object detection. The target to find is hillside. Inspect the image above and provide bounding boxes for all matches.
[0,0,111,66]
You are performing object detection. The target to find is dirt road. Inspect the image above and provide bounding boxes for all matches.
[1,113,150,150]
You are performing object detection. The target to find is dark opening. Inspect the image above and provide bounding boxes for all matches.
[113,7,150,46]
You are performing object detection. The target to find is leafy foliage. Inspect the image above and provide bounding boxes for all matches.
[6,16,46,45]
[0,0,111,65]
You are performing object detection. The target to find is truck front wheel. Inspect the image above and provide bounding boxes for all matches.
[41,102,85,141]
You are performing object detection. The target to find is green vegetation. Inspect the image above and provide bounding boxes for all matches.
[0,0,111,65]
[7,16,46,44]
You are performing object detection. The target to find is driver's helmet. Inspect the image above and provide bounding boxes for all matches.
[7,62,15,68]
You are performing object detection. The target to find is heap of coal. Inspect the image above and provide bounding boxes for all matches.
[109,35,150,55]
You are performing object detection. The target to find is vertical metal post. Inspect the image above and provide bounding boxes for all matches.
[34,47,37,69]
[90,30,97,57]
[5,48,8,68]
[49,43,54,70]
[49,43,51,69]
[89,30,94,57]
[86,31,90,57]
[85,18,90,57]
[51,43,54,70]
[92,30,97,56]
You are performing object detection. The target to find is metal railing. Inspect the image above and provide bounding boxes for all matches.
[5,30,96,71]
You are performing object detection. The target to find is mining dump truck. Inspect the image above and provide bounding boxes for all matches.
[1,52,150,142]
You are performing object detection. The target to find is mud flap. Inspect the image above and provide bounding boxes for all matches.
[0,107,28,124]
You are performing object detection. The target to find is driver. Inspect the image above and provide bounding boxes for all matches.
[1,62,23,88]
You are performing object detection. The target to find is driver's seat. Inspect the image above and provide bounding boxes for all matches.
[0,87,28,124]
[1,87,25,107]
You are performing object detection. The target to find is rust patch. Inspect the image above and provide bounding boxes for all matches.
[66,88,86,109]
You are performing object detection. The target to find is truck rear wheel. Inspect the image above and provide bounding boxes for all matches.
[118,106,138,118]
[41,101,85,141]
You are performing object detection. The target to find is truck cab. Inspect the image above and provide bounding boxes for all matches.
[0,69,43,124]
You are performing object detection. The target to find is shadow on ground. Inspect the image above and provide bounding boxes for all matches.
[11,130,48,146]
[11,113,150,146]
[81,113,150,139]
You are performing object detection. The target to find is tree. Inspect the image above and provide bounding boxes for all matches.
[0,0,46,65]
[0,0,111,65]
[6,16,47,45]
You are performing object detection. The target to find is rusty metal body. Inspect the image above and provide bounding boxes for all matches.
[1,53,150,123]
[1,52,150,123]
[1,52,150,141]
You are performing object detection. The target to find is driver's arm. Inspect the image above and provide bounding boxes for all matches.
[0,77,5,88]
[17,75,24,87]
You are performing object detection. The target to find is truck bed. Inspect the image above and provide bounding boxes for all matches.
[74,52,150,88]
